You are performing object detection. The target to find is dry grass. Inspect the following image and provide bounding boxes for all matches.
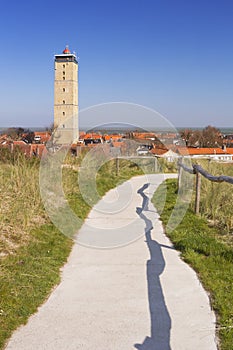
[0,155,47,257]
[0,149,145,349]
[193,160,233,235]
[153,179,233,350]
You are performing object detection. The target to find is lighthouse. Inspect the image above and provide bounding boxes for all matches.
[54,46,79,142]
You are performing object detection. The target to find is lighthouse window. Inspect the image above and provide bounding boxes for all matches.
[63,88,65,92]
[63,112,65,116]
[63,100,65,104]
[63,77,65,80]
[63,64,65,68]
[63,71,65,75]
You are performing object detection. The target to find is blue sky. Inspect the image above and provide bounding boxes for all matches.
[0,0,233,128]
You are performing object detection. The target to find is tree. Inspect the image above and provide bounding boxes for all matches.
[202,125,222,147]
[6,127,25,140]
[23,131,35,144]
[180,126,223,148]
[180,129,193,146]
[189,130,204,147]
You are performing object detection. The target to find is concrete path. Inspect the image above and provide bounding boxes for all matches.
[5,174,217,350]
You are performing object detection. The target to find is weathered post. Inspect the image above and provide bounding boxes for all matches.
[178,165,182,190]
[76,145,81,157]
[178,158,182,190]
[154,157,157,173]
[195,171,201,214]
[116,156,119,176]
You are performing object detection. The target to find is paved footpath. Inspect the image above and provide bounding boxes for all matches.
[5,174,217,350]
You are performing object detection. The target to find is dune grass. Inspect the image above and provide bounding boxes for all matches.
[1,147,232,349]
[0,151,144,349]
[0,225,72,349]
[196,160,233,233]
[152,179,233,350]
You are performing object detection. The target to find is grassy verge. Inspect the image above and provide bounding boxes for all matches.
[152,179,233,350]
[0,225,72,349]
[0,155,45,257]
[0,155,143,349]
[191,160,233,233]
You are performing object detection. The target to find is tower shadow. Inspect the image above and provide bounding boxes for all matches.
[134,184,172,350]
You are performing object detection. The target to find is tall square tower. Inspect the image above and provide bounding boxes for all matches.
[54,46,79,142]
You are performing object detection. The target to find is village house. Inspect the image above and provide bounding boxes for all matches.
[176,147,233,161]
[151,145,233,162]
[150,147,179,162]
[33,131,51,144]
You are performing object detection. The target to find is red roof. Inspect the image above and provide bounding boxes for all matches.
[34,131,51,143]
[63,46,71,54]
[111,141,123,148]
[176,147,233,156]
[104,134,122,141]
[10,141,46,157]
[82,133,102,140]
[31,144,46,157]
[133,132,156,139]
[13,140,28,146]
[79,131,86,139]
[150,148,168,155]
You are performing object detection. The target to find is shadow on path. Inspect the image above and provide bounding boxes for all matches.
[134,183,172,350]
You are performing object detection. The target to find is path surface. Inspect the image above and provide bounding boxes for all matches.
[5,174,217,350]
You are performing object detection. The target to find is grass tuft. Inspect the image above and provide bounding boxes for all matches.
[152,179,233,350]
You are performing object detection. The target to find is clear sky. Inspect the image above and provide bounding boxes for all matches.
[1,0,233,128]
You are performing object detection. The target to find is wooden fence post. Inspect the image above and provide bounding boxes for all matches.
[116,157,119,176]
[178,158,183,190]
[178,164,182,190]
[195,171,201,214]
[154,157,157,173]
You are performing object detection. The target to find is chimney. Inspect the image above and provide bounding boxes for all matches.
[222,144,227,152]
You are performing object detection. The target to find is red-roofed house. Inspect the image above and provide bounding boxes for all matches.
[176,147,233,161]
[8,141,46,157]
[34,131,51,144]
[150,147,179,162]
